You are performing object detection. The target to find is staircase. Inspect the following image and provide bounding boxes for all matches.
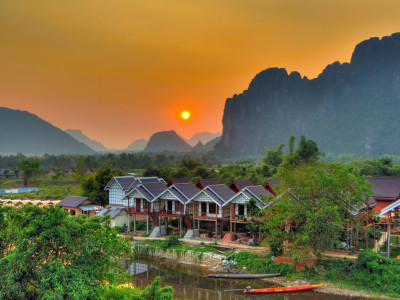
[183,229,199,239]
[183,215,193,229]
[150,226,166,238]
[374,232,388,252]
[149,212,159,226]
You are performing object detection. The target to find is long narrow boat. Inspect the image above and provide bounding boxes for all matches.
[207,273,281,279]
[243,283,323,294]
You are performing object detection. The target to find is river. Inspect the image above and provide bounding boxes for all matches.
[123,258,364,300]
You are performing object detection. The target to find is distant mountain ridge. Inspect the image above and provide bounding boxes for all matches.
[65,129,107,152]
[215,33,400,157]
[126,139,147,152]
[144,130,192,152]
[0,107,96,155]
[187,131,221,146]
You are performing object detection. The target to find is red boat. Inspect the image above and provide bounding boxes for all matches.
[243,283,323,294]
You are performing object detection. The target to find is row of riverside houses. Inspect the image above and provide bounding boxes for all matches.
[101,175,284,240]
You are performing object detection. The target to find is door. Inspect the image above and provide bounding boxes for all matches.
[201,202,207,216]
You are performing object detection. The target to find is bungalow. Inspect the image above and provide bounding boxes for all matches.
[228,179,254,193]
[366,177,400,214]
[186,184,235,239]
[63,167,75,176]
[44,167,57,177]
[105,176,165,207]
[195,178,219,190]
[166,178,190,187]
[379,199,400,257]
[224,185,273,223]
[124,181,168,235]
[58,196,102,218]
[264,180,280,196]
[96,206,130,228]
[154,182,199,236]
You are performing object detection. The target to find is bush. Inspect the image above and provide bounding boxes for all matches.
[161,235,180,250]
[230,252,296,276]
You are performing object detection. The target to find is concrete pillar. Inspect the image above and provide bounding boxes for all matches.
[179,218,182,237]
[230,221,232,241]
[146,215,149,234]
[215,220,218,240]
[133,214,136,233]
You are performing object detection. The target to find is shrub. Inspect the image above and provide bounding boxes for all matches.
[161,235,180,250]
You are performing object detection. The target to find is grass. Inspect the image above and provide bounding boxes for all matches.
[0,176,82,199]
[135,238,223,256]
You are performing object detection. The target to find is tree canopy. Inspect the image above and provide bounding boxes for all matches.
[261,163,372,258]
[0,205,131,299]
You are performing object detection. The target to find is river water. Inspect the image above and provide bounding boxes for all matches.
[124,258,363,300]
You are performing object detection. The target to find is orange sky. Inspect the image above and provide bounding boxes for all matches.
[1,0,400,149]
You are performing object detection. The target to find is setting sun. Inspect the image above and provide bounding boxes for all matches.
[181,111,190,120]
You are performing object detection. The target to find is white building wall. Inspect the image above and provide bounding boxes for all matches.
[109,183,126,206]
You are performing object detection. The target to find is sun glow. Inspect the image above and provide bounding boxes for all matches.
[181,111,190,120]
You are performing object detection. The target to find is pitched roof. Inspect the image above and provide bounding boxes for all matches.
[246,185,274,200]
[167,183,199,204]
[167,178,190,187]
[58,196,91,208]
[196,179,219,189]
[190,184,236,206]
[366,177,400,200]
[379,198,400,216]
[104,176,136,191]
[229,179,254,192]
[96,206,128,218]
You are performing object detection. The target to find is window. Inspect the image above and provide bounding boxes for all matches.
[238,204,245,216]
[70,210,76,216]
[209,203,216,214]
[201,202,207,213]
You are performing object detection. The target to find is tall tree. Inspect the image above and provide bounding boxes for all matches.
[261,163,372,258]
[81,167,115,206]
[17,160,41,186]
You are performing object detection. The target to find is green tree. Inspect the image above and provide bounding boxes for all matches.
[261,144,285,167]
[17,160,41,186]
[0,205,131,299]
[284,136,321,165]
[261,163,372,258]
[81,167,115,206]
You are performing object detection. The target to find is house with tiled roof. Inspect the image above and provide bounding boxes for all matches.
[186,184,235,239]
[105,176,165,206]
[95,206,129,228]
[58,196,102,218]
[264,180,280,196]
[366,177,400,213]
[166,177,190,187]
[228,179,254,193]
[195,178,219,190]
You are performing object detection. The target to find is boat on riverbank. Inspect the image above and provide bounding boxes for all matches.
[243,283,324,294]
[208,273,281,279]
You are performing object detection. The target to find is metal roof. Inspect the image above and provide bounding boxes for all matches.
[96,206,127,218]
[58,196,90,208]
[79,204,102,211]
[379,198,400,216]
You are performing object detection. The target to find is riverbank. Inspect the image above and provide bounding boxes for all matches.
[132,237,397,299]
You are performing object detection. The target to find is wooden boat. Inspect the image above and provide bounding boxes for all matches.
[243,283,323,294]
[207,273,281,279]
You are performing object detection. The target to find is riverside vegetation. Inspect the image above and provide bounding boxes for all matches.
[0,205,174,299]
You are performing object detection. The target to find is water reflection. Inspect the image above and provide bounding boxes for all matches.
[125,259,362,300]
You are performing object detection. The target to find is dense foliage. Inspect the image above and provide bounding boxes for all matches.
[261,162,372,257]
[0,205,131,299]
[81,167,120,206]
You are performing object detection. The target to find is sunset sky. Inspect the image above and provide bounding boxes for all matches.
[1,1,400,149]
